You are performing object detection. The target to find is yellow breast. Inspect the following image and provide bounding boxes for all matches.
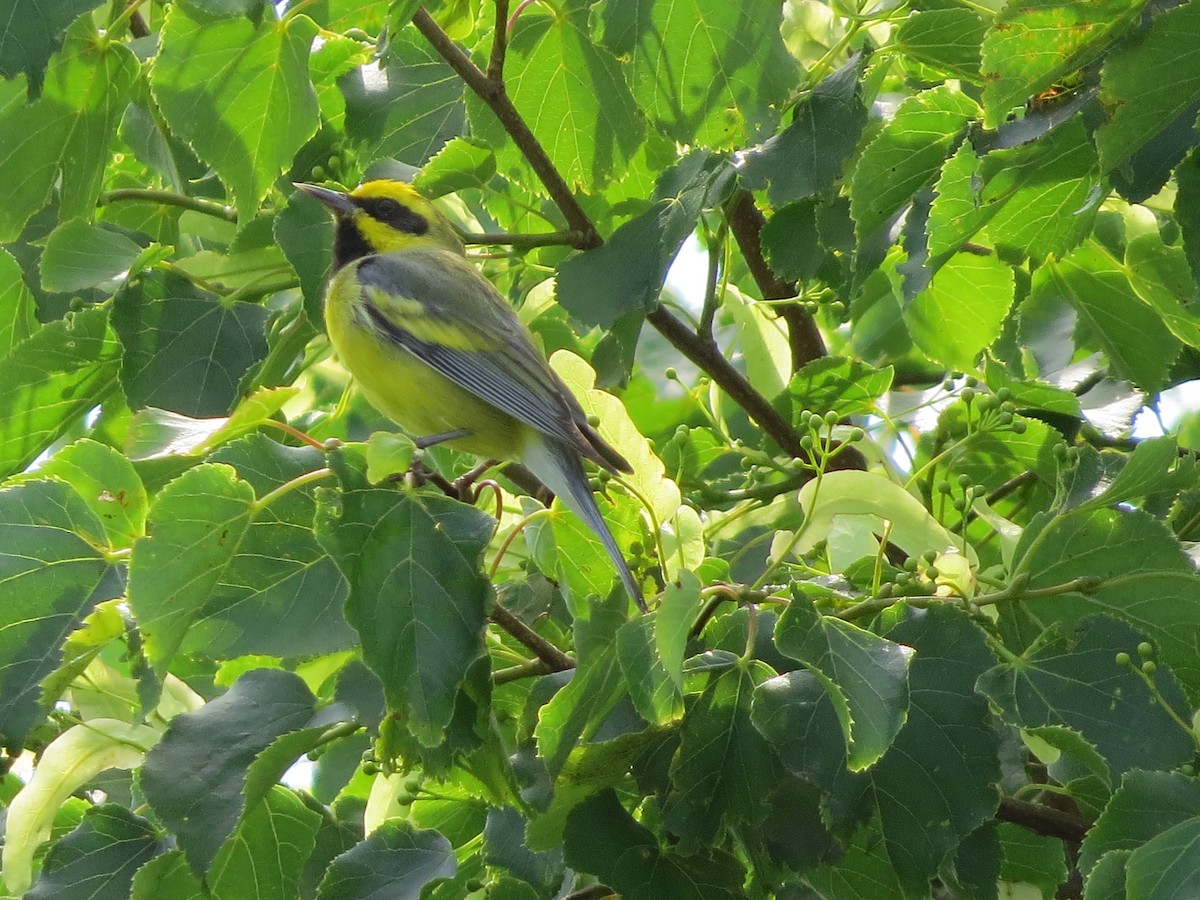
[324,265,528,461]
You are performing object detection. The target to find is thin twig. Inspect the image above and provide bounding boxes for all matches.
[493,659,551,684]
[462,229,584,248]
[487,0,510,82]
[99,188,237,222]
[997,796,1090,843]
[490,602,574,671]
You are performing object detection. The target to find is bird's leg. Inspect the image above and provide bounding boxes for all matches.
[413,428,471,449]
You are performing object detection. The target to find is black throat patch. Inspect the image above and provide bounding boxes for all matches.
[332,218,374,270]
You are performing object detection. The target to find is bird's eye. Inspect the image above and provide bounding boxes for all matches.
[375,198,402,217]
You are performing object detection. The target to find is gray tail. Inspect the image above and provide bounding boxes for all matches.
[522,437,646,612]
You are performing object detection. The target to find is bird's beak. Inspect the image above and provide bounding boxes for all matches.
[294,182,356,216]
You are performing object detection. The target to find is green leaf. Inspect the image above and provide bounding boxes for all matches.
[24,438,147,551]
[656,570,701,690]
[341,28,464,168]
[997,822,1067,898]
[275,188,334,325]
[0,246,36,355]
[1012,507,1200,696]
[555,152,729,327]
[40,220,143,293]
[564,790,743,899]
[600,0,796,148]
[894,9,986,83]
[760,201,824,283]
[1124,224,1200,349]
[1,719,159,895]
[0,17,137,238]
[186,435,354,659]
[1079,436,1194,511]
[1080,770,1200,877]
[1084,850,1130,900]
[0,307,122,478]
[1125,817,1200,898]
[411,137,496,198]
[850,85,978,241]
[904,249,1015,371]
[534,609,626,778]
[0,0,102,93]
[483,807,563,896]
[774,596,913,771]
[468,2,643,190]
[1036,242,1181,393]
[930,118,1102,261]
[1096,0,1200,170]
[151,4,319,224]
[25,805,161,900]
[128,463,256,681]
[788,356,893,419]
[801,823,911,899]
[1179,150,1200,291]
[977,617,1194,778]
[836,605,1000,892]
[315,485,491,746]
[316,819,455,899]
[206,786,321,899]
[112,272,270,417]
[130,850,206,900]
[661,661,779,852]
[736,55,868,206]
[980,0,1149,128]
[141,669,333,876]
[616,615,683,725]
[751,669,846,788]
[0,479,110,751]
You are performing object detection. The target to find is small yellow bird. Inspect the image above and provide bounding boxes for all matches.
[296,179,645,611]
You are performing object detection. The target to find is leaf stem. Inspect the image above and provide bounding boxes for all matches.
[98,189,238,222]
[252,467,334,512]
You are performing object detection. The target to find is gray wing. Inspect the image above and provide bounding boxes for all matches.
[354,250,590,451]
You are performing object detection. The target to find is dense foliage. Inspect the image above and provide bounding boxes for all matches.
[3,0,1200,897]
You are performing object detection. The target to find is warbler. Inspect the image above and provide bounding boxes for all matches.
[296,179,645,611]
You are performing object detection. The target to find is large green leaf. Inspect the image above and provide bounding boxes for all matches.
[1035,242,1181,393]
[183,435,354,659]
[599,0,796,148]
[1079,770,1200,878]
[0,0,102,92]
[25,805,161,900]
[316,819,456,900]
[736,55,867,206]
[0,308,122,478]
[774,597,913,771]
[0,17,137,239]
[0,480,110,751]
[1012,507,1200,697]
[151,4,319,224]
[141,669,339,876]
[977,617,1194,779]
[0,247,36,355]
[556,152,730,327]
[980,0,1149,128]
[111,272,270,417]
[1096,0,1200,170]
[850,85,978,241]
[564,790,743,899]
[468,0,643,190]
[315,481,491,747]
[206,786,321,899]
[128,463,256,681]
[894,9,985,83]
[342,28,464,168]
[661,661,779,852]
[40,220,143,293]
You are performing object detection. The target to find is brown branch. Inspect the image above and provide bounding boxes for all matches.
[998,797,1090,844]
[725,190,826,369]
[490,602,574,672]
[412,8,600,248]
[487,0,510,82]
[413,6,841,467]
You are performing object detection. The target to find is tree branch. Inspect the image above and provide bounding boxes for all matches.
[490,602,574,672]
[487,0,510,82]
[725,189,826,369]
[998,797,1090,844]
[412,8,600,247]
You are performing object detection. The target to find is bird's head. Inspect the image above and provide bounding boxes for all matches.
[295,179,465,269]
